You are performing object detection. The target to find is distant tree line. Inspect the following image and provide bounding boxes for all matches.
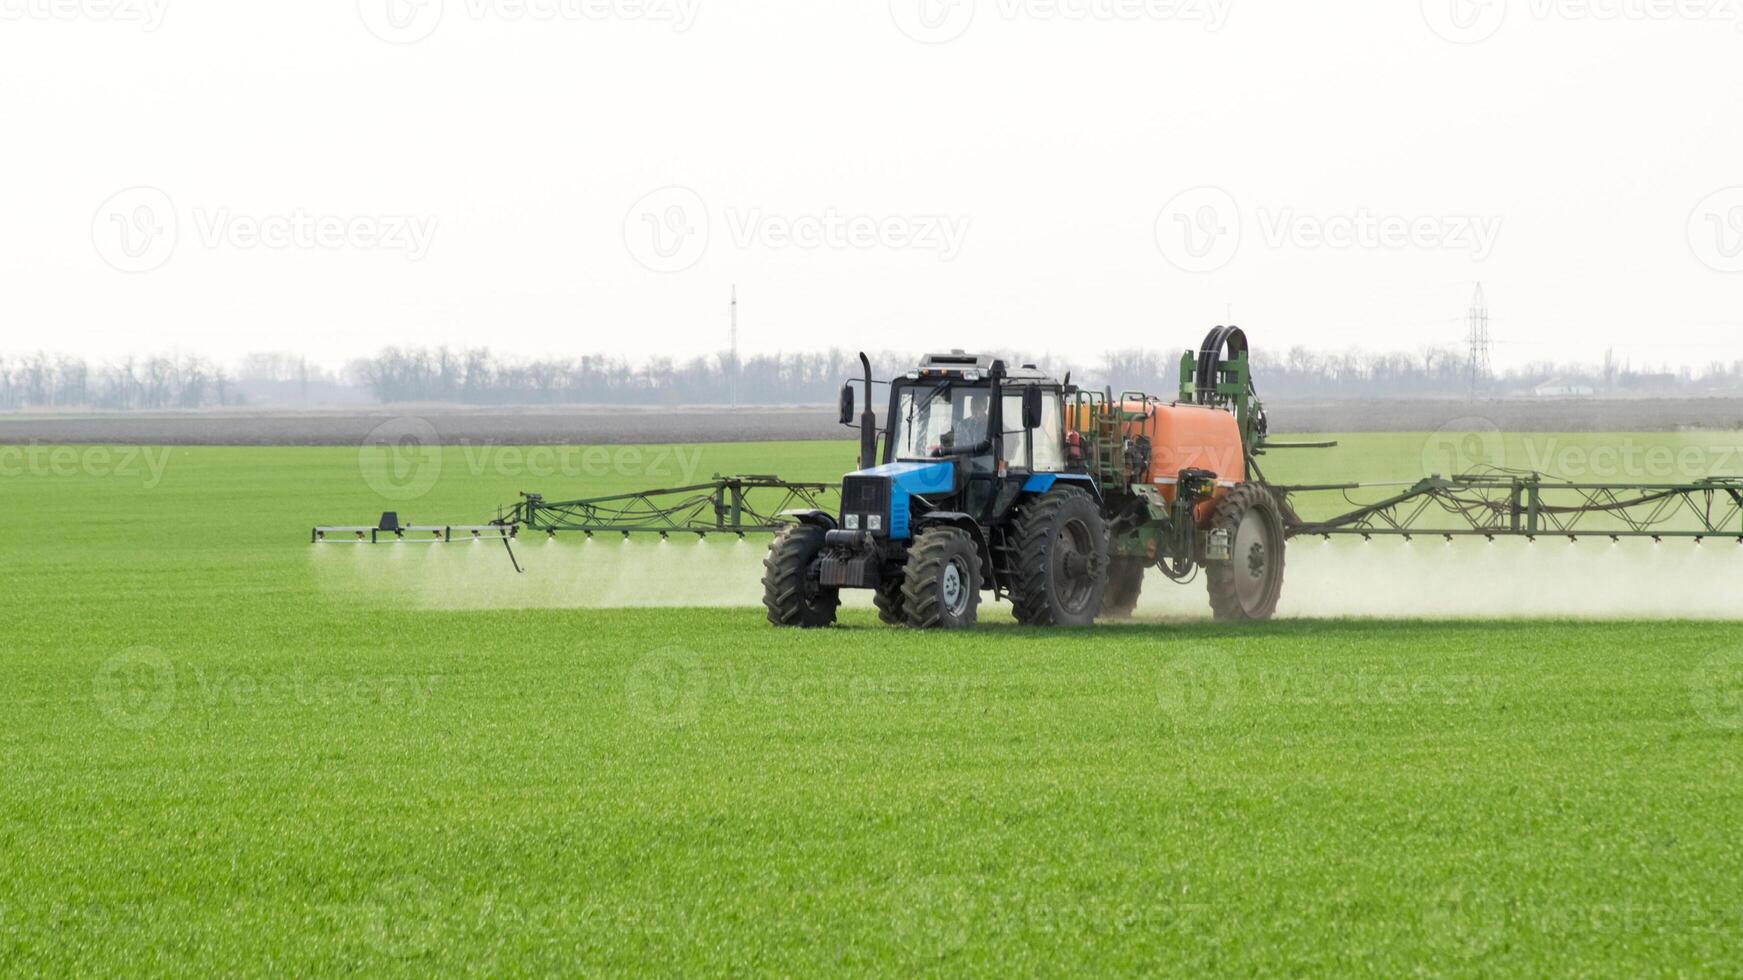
[4,345,1743,411]
[0,354,242,411]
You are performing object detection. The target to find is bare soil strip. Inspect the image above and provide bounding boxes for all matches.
[2,398,1741,445]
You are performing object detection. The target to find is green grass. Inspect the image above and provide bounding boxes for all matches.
[2,435,1742,975]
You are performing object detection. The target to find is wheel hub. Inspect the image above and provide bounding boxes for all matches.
[941,559,968,616]
[1247,541,1266,577]
[1053,518,1098,612]
[1232,508,1279,611]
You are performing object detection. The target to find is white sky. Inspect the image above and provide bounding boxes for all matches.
[3,0,1740,371]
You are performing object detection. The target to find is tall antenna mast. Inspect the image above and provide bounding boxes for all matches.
[729,285,739,408]
[1466,282,1491,396]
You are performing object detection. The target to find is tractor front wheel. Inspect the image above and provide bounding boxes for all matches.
[900,526,981,629]
[873,579,906,625]
[1009,488,1109,626]
[762,525,840,628]
[1206,482,1286,622]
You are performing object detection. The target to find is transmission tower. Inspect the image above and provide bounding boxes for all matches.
[1466,282,1492,395]
[729,285,739,408]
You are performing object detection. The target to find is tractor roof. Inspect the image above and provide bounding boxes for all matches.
[916,350,1055,383]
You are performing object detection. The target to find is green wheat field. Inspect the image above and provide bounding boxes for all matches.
[3,432,1742,975]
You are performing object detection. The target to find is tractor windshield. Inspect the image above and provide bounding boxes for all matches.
[893,382,992,460]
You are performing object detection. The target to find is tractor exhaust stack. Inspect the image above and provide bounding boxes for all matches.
[857,352,877,471]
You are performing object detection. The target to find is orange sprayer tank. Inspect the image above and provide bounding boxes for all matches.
[1068,399,1246,502]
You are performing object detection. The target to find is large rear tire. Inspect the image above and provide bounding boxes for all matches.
[1101,557,1147,620]
[1206,483,1285,622]
[762,525,840,628]
[900,526,981,629]
[1009,488,1109,626]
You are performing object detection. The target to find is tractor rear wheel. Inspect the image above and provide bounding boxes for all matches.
[900,526,981,629]
[1206,482,1286,622]
[762,525,840,628]
[1101,557,1148,620]
[1009,488,1109,626]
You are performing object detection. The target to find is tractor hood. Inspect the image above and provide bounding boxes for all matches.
[839,460,955,539]
[848,459,955,490]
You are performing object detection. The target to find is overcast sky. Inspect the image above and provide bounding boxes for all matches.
[3,0,1740,371]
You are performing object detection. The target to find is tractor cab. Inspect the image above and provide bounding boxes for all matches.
[887,352,1067,475]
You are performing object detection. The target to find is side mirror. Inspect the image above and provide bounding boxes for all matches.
[838,384,855,426]
[1021,386,1044,430]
